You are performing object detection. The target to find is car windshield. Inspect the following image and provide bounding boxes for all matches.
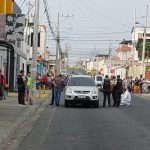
[68,77,95,86]
[96,76,102,81]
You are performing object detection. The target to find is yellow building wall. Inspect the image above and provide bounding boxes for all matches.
[6,0,13,13]
[128,65,142,79]
[0,0,13,13]
[0,0,5,13]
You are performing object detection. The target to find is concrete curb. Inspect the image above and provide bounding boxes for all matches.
[0,92,51,149]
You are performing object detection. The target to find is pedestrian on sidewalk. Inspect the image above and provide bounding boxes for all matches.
[49,71,55,105]
[102,75,111,107]
[0,69,5,100]
[26,72,33,105]
[114,75,123,107]
[17,70,26,105]
[53,74,64,106]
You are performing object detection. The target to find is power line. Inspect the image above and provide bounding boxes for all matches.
[59,36,126,39]
[71,0,115,31]
[17,0,25,6]
[76,0,128,26]
[42,0,56,39]
[47,39,122,42]
[70,31,130,35]
[19,0,27,8]
[77,0,127,26]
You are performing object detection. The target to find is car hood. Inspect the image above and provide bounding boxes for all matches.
[67,86,95,91]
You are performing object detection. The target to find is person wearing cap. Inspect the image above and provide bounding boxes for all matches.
[17,70,26,105]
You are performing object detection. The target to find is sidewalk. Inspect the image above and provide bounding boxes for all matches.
[0,90,51,148]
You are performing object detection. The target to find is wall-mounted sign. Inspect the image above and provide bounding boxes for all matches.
[0,14,25,41]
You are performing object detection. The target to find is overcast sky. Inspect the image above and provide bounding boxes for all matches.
[15,0,150,64]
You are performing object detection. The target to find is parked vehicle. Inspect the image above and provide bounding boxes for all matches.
[65,75,99,108]
[94,75,103,91]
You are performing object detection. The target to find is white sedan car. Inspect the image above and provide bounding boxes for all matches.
[65,75,99,108]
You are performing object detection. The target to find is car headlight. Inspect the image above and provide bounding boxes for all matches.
[92,88,98,94]
[66,88,73,94]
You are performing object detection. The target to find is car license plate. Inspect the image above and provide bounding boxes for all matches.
[78,95,86,99]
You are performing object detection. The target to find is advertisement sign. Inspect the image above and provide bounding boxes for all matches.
[0,14,25,41]
[6,14,25,41]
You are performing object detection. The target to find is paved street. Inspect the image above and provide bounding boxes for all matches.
[17,93,150,150]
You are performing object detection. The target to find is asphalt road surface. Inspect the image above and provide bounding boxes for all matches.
[18,93,150,150]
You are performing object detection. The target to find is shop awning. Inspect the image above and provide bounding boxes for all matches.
[0,40,27,59]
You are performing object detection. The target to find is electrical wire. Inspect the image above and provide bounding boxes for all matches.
[71,0,115,31]
[70,31,131,35]
[47,39,122,42]
[19,0,27,8]
[42,0,56,39]
[17,0,24,6]
[25,2,34,17]
[76,0,128,26]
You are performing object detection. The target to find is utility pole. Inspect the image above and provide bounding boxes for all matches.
[132,9,136,79]
[31,0,39,93]
[56,12,60,73]
[141,5,148,77]
[108,43,112,76]
[109,46,112,69]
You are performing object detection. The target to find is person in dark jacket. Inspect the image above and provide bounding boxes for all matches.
[114,75,123,107]
[17,70,26,105]
[49,72,55,105]
[102,75,111,107]
[111,76,117,106]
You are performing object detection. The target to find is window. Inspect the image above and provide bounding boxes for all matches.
[68,77,95,86]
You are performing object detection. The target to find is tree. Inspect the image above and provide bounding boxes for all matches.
[136,40,150,60]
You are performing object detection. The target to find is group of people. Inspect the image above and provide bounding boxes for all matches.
[17,69,66,106]
[133,75,150,93]
[102,75,131,107]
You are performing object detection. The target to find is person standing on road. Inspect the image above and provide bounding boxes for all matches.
[110,76,117,106]
[0,69,5,100]
[139,75,143,93]
[134,77,139,93]
[122,77,128,92]
[17,70,26,105]
[53,74,64,106]
[114,75,123,107]
[102,75,111,107]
